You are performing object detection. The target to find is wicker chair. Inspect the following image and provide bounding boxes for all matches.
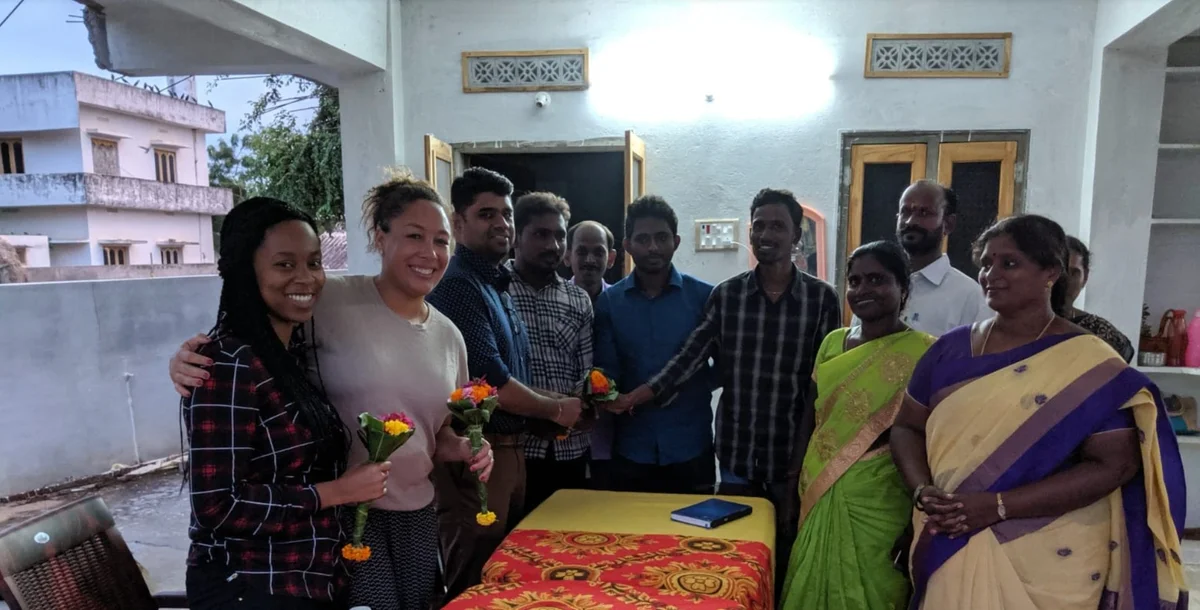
[0,496,188,610]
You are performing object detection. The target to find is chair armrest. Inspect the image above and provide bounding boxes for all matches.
[153,590,189,609]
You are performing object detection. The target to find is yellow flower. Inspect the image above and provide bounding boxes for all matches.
[470,385,491,402]
[341,543,371,562]
[450,388,464,401]
[476,511,497,526]
[383,419,410,436]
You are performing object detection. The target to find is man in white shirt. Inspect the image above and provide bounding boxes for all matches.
[894,180,991,336]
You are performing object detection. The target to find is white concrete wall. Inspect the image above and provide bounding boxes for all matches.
[50,243,91,267]
[0,234,50,267]
[1077,0,1200,339]
[0,276,220,496]
[78,106,206,185]
[0,72,80,133]
[0,207,89,243]
[233,0,389,70]
[400,0,1098,285]
[86,208,215,265]
[7,129,84,174]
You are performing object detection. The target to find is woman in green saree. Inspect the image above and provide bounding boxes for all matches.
[781,240,934,610]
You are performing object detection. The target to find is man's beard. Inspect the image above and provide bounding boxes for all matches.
[898,227,943,256]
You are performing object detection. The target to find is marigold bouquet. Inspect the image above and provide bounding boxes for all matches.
[447,379,500,526]
[581,367,618,404]
[532,367,618,440]
[341,412,415,562]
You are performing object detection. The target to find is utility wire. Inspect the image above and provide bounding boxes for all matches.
[0,0,28,31]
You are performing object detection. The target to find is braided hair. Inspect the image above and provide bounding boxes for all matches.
[213,197,349,470]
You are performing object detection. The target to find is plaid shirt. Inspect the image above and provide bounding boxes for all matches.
[183,333,347,601]
[649,267,841,483]
[507,262,594,460]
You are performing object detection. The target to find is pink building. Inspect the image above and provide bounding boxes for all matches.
[0,72,232,269]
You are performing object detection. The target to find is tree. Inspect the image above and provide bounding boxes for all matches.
[207,133,247,202]
[207,75,344,232]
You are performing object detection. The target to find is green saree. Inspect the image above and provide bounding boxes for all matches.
[781,328,934,610]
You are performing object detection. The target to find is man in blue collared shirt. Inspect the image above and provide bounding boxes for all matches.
[429,167,582,598]
[594,195,715,494]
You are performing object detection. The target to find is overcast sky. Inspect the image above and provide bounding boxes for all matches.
[0,0,279,146]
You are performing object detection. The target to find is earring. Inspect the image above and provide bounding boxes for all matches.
[1046,280,1054,289]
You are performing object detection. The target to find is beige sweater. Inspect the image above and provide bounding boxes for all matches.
[313,275,468,512]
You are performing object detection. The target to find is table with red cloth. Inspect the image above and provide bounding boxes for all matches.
[442,489,776,610]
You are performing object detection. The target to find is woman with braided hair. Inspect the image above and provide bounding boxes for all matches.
[173,173,494,610]
[183,197,390,609]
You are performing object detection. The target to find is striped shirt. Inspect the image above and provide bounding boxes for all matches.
[506,261,594,460]
[648,266,841,483]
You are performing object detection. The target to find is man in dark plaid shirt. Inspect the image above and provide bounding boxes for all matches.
[504,193,594,511]
[624,188,840,586]
[185,335,349,604]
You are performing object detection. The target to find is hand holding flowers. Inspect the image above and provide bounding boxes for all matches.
[341,412,415,562]
[447,379,501,526]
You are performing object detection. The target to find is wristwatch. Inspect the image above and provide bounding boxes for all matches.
[996,493,1007,521]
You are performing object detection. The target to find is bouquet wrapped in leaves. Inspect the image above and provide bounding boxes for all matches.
[447,379,501,526]
[529,367,618,441]
[341,412,415,562]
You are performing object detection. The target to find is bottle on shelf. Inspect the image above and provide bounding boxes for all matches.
[1166,310,1188,367]
[1186,310,1200,368]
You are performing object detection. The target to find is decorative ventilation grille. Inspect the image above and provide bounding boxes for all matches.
[865,34,1011,78]
[462,49,589,93]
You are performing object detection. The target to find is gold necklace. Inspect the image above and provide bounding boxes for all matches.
[980,315,1056,355]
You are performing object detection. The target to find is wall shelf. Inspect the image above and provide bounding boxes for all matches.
[1139,366,1200,377]
[1167,66,1200,82]
[1152,218,1200,226]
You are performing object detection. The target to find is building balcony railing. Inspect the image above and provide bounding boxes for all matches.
[0,173,233,215]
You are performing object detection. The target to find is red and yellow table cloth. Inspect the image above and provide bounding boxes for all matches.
[443,490,776,610]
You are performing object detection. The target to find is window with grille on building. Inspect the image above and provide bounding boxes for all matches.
[154,149,176,183]
[160,247,182,265]
[92,138,120,176]
[103,246,129,266]
[0,139,24,175]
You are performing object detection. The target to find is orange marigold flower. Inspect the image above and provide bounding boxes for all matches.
[588,370,610,393]
[341,543,371,562]
[450,388,464,401]
[470,385,491,402]
[476,511,497,526]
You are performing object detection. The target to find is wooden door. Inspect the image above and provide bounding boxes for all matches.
[424,134,455,205]
[623,130,646,275]
[846,143,927,324]
[936,141,1017,277]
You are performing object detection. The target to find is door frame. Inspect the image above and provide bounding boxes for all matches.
[450,136,637,278]
[834,129,1030,302]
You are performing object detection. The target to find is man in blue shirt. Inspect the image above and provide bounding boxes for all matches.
[594,195,715,494]
[428,167,582,598]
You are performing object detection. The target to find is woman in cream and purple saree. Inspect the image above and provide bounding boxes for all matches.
[781,241,934,610]
[892,215,1188,610]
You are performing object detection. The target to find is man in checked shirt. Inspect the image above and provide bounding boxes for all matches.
[621,188,841,588]
[503,192,595,511]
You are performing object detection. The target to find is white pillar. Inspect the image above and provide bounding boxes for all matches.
[337,0,407,275]
[1080,48,1167,337]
